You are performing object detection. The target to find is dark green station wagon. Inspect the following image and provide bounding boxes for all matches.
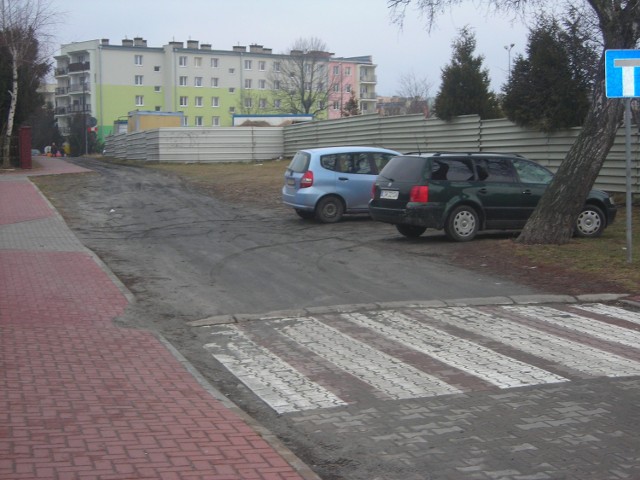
[369,152,617,242]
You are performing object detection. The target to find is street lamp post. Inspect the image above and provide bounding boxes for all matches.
[504,43,515,82]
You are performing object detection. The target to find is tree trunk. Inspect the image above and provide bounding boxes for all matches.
[516,55,624,244]
[1,52,19,169]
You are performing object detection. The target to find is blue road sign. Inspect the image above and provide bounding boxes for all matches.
[605,50,640,98]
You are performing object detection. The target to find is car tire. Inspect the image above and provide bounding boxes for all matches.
[295,209,315,220]
[575,205,605,238]
[396,224,427,238]
[315,196,344,223]
[445,205,479,242]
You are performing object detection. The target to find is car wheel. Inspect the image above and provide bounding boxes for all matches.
[396,224,427,238]
[445,205,479,242]
[575,205,605,238]
[315,196,344,223]
[295,209,315,220]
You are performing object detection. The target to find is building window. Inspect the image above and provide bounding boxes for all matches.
[346,84,351,93]
[229,87,235,93]
[194,76,203,87]
[244,97,252,108]
[179,76,188,86]
[229,68,235,74]
[135,54,143,66]
[258,79,266,89]
[155,106,161,111]
[211,77,219,87]
[179,96,188,107]
[211,97,219,107]
[333,65,340,75]
[244,59,252,70]
[345,66,351,75]
[318,101,326,110]
[259,61,266,71]
[154,86,161,92]
[195,116,203,126]
[194,57,202,67]
[154,65,160,72]
[333,84,340,92]
[273,61,281,72]
[273,80,281,90]
[244,79,252,89]
[332,101,340,110]
[179,56,187,67]
[259,98,267,109]
[212,116,220,126]
[135,75,143,85]
[135,95,144,106]
[274,99,281,108]
[182,116,188,126]
[211,58,219,68]
[229,106,235,113]
[195,96,203,107]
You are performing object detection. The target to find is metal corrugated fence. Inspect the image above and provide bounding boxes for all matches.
[104,115,639,194]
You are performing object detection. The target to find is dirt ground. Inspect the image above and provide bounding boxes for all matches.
[145,159,637,298]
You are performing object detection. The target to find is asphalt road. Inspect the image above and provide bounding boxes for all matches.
[39,158,640,480]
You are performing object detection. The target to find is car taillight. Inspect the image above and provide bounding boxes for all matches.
[300,171,314,188]
[410,185,429,203]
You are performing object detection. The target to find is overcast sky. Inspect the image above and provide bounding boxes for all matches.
[52,0,534,96]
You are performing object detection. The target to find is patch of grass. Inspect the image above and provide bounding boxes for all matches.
[508,207,639,292]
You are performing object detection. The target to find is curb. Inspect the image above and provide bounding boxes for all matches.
[187,293,632,327]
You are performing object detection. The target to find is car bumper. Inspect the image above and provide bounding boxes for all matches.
[282,187,318,211]
[369,204,444,228]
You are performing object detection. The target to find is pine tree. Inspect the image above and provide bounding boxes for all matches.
[502,17,592,132]
[434,26,500,121]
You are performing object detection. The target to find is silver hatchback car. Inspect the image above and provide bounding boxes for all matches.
[282,146,401,223]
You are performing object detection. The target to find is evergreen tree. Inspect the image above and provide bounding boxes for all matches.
[434,26,500,121]
[502,16,593,132]
[341,92,360,117]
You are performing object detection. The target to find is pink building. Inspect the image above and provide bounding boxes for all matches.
[328,56,377,119]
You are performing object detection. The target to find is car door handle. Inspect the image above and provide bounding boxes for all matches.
[478,188,488,194]
[522,189,532,195]
[338,177,349,181]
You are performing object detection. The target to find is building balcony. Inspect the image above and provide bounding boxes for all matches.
[55,67,69,76]
[68,84,91,94]
[360,92,377,100]
[54,105,92,115]
[55,87,69,95]
[359,75,377,84]
[68,61,90,73]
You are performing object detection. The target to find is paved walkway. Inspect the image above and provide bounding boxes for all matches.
[0,157,318,480]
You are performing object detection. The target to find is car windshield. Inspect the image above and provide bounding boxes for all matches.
[287,151,311,173]
[379,156,428,182]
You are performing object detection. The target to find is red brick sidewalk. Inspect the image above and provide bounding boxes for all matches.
[1,158,315,479]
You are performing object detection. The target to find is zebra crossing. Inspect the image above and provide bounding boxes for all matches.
[202,303,640,414]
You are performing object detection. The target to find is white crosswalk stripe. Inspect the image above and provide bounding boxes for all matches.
[502,305,640,349]
[203,304,640,413]
[343,311,567,388]
[573,303,640,325]
[278,317,461,399]
[203,327,347,413]
[423,307,640,377]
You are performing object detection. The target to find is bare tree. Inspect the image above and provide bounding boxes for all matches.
[396,71,433,115]
[388,0,638,245]
[0,0,53,169]
[270,37,336,116]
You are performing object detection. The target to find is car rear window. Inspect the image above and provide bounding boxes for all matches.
[287,151,311,173]
[379,156,429,182]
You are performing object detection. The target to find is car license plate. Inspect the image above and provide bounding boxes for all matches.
[287,178,296,186]
[380,190,399,200]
